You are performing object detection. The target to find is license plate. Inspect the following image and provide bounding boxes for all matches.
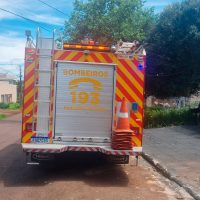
[106,155,129,164]
[31,136,49,143]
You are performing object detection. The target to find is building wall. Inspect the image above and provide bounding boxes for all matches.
[0,81,17,103]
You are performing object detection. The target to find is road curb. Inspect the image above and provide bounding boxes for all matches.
[142,152,200,200]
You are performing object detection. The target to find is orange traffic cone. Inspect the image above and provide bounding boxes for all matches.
[111,97,134,150]
[115,97,132,133]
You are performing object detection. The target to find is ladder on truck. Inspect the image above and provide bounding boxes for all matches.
[32,28,55,137]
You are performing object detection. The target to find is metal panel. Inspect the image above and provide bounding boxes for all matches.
[38,38,54,49]
[54,62,115,143]
[38,72,51,85]
[39,57,51,70]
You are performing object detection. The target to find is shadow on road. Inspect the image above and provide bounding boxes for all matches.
[179,125,200,138]
[0,143,129,188]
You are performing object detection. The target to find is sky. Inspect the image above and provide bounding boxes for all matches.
[0,0,179,78]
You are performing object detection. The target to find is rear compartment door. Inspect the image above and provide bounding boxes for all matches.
[54,61,115,143]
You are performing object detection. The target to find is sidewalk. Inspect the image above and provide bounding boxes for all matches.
[143,126,200,199]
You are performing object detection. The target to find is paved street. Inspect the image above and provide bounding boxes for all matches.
[144,126,200,197]
[0,114,193,200]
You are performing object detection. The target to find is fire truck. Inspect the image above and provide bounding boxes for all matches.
[21,29,146,164]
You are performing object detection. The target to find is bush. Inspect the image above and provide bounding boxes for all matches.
[0,102,20,110]
[0,103,9,109]
[144,107,198,128]
[8,103,20,110]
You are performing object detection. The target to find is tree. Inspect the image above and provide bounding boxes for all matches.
[146,0,200,98]
[64,0,155,44]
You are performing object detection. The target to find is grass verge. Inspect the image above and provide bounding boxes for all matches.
[144,107,199,128]
[0,114,6,120]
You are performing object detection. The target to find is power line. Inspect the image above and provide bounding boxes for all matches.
[0,7,51,32]
[37,0,69,17]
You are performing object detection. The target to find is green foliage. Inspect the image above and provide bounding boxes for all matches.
[0,103,9,109]
[8,103,20,110]
[0,114,6,120]
[0,103,20,110]
[146,0,200,98]
[144,107,198,128]
[64,0,156,44]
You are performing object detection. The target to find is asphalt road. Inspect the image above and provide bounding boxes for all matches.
[144,126,200,197]
[0,114,193,200]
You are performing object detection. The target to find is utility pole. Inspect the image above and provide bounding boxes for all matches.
[19,65,23,106]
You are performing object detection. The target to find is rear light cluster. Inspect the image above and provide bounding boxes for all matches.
[25,123,36,132]
[63,44,110,52]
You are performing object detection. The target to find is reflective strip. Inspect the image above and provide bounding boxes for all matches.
[117,112,129,118]
[133,147,143,152]
[22,144,142,155]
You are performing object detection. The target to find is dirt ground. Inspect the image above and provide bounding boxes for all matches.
[0,109,21,118]
[0,114,194,200]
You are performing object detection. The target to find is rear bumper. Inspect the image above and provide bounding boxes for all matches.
[22,143,142,156]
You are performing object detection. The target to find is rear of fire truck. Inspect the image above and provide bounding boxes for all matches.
[21,29,146,164]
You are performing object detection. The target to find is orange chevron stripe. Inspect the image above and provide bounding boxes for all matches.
[101,53,114,63]
[24,82,34,97]
[120,59,144,87]
[54,50,65,60]
[89,53,102,62]
[71,52,84,61]
[24,69,34,83]
[24,88,34,104]
[56,51,71,60]
[126,60,144,82]
[24,62,35,76]
[117,62,143,95]
[117,67,143,100]
[22,132,33,143]
[22,55,35,143]
[93,53,108,63]
[24,76,34,92]
[64,51,78,60]
[116,76,143,108]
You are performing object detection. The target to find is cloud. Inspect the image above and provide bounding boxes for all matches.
[31,14,65,26]
[0,32,25,64]
[0,0,69,25]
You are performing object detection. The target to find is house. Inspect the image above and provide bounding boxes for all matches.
[0,73,17,103]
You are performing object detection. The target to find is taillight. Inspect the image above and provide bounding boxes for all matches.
[25,123,36,132]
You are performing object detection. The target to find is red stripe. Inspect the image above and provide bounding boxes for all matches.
[116,95,121,101]
[24,67,34,82]
[101,53,113,63]
[24,82,34,97]
[71,52,84,61]
[23,96,34,110]
[57,51,71,60]
[90,53,101,62]
[117,67,143,100]
[130,112,142,127]
[119,59,144,87]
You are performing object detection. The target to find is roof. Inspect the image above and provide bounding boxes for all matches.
[0,73,16,81]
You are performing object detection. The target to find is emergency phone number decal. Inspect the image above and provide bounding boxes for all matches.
[63,69,108,112]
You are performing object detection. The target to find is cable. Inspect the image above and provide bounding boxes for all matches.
[37,0,69,17]
[0,7,51,32]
